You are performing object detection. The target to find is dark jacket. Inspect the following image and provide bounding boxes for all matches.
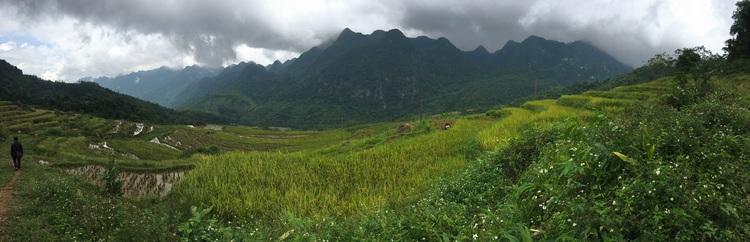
[10,141,23,158]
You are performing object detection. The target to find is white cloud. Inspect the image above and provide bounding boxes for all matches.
[0,0,740,81]
[233,44,298,66]
[0,41,15,51]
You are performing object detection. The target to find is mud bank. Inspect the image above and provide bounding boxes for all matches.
[63,165,187,198]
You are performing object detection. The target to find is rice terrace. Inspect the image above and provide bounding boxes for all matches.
[0,0,749,241]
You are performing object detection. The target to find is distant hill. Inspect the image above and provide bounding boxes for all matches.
[0,59,222,124]
[176,28,631,128]
[82,65,219,108]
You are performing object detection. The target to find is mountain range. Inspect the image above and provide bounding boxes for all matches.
[70,28,630,128]
[179,29,630,128]
[81,65,219,108]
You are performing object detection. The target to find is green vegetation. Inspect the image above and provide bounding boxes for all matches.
[7,162,180,241]
[1,7,749,240]
[185,61,744,241]
[175,117,495,220]
[726,0,750,60]
[1,60,748,241]
[5,53,750,240]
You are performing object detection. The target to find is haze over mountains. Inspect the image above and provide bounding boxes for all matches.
[11,28,629,128]
[0,59,220,123]
[81,66,220,108]
[88,28,628,128]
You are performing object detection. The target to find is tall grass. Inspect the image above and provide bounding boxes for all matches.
[174,118,494,220]
[175,80,676,223]
[477,100,591,150]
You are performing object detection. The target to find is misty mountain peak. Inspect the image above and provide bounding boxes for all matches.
[501,40,520,49]
[336,28,364,43]
[472,45,489,54]
[522,35,550,44]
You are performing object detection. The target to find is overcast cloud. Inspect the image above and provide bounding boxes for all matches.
[0,0,738,82]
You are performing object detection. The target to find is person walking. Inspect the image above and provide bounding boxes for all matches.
[10,137,23,171]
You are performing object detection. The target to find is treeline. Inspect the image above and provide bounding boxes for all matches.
[0,59,224,124]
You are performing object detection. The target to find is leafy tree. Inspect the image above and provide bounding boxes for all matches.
[667,47,724,109]
[726,0,750,60]
[675,47,722,88]
[645,52,675,70]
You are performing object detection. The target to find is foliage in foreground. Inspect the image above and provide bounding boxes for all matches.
[266,80,750,241]
[8,164,179,241]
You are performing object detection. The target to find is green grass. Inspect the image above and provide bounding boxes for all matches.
[238,75,749,241]
[163,72,685,240]
[6,159,181,242]
[108,139,182,161]
[175,118,495,220]
[0,161,13,189]
[173,77,677,225]
[477,100,591,150]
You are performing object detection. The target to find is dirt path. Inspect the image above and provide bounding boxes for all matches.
[0,171,21,238]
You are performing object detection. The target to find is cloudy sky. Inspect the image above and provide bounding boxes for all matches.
[0,0,738,82]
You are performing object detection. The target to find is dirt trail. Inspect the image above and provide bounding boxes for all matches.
[0,171,21,238]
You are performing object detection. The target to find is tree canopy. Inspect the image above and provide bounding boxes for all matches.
[726,0,750,60]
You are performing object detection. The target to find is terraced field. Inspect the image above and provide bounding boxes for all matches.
[175,78,675,221]
[0,77,680,240]
[0,101,389,168]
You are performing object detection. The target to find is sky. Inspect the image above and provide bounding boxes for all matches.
[0,0,739,82]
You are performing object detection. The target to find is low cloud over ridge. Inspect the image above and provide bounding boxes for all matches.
[0,0,737,81]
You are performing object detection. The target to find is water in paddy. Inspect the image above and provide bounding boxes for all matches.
[63,165,187,198]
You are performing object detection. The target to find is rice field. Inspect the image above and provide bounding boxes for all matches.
[173,78,675,223]
[175,118,495,219]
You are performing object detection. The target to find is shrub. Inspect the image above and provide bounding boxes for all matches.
[100,161,123,196]
[485,109,507,118]
[178,206,235,241]
[463,138,482,160]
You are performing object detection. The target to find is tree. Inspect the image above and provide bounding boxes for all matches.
[675,47,722,87]
[725,0,750,60]
[666,47,723,109]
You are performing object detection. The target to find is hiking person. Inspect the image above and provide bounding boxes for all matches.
[10,137,23,171]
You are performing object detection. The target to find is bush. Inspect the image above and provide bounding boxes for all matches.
[178,206,237,241]
[463,138,482,160]
[485,109,507,118]
[100,161,123,196]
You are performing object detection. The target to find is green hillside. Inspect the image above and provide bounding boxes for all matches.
[177,30,631,129]
[0,59,222,125]
[3,49,748,240]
